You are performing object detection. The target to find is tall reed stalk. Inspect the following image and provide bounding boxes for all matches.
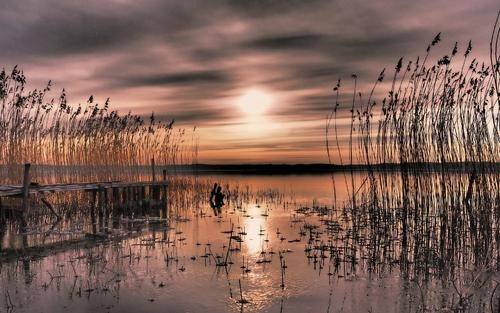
[0,70,194,184]
[326,12,500,275]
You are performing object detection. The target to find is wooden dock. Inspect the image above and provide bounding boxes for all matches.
[0,180,169,197]
[0,162,170,254]
[0,163,169,228]
[0,162,168,197]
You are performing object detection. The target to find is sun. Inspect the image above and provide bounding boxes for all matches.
[236,88,274,116]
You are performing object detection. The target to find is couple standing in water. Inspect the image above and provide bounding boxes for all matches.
[209,183,225,216]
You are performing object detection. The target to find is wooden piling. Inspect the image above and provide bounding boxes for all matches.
[149,158,156,203]
[104,187,109,232]
[133,186,137,212]
[0,196,5,250]
[111,187,120,229]
[0,212,4,250]
[140,185,146,213]
[97,185,106,232]
[151,157,156,182]
[135,186,142,216]
[162,169,168,219]
[90,190,97,234]
[22,163,31,212]
[0,196,4,222]
[126,186,132,212]
[40,197,61,220]
[111,187,120,219]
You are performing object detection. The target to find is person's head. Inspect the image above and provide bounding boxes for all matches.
[217,186,222,193]
[213,183,218,189]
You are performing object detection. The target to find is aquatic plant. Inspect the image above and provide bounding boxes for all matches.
[0,70,195,184]
[324,12,500,310]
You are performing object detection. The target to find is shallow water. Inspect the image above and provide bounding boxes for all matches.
[0,173,498,313]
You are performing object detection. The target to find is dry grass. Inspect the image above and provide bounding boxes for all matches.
[325,11,500,298]
[0,70,196,184]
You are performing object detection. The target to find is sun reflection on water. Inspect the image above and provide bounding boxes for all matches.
[243,205,267,257]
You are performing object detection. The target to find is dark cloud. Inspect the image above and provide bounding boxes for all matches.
[0,2,141,56]
[244,33,326,50]
[297,65,350,79]
[119,70,230,88]
[270,93,358,120]
[0,0,497,163]
[152,108,230,124]
[226,0,324,17]
[0,0,214,57]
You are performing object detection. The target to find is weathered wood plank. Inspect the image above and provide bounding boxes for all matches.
[22,164,31,211]
[0,180,168,197]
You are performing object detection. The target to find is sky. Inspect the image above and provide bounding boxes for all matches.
[1,0,498,163]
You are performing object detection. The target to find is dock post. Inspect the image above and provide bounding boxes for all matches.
[131,186,141,214]
[112,187,120,210]
[0,197,5,249]
[0,196,4,223]
[0,206,4,250]
[140,186,145,215]
[140,185,146,213]
[20,163,30,249]
[98,185,105,232]
[151,157,156,182]
[20,163,30,250]
[123,187,129,213]
[135,186,142,216]
[162,169,168,219]
[104,187,109,232]
[112,187,121,229]
[22,163,31,212]
[127,186,133,214]
[91,190,97,234]
[150,158,156,205]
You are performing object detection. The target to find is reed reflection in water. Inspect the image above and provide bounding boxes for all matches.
[0,172,498,313]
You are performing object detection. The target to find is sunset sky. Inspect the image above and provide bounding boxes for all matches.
[1,0,497,163]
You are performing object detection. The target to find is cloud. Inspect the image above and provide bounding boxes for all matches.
[0,2,139,56]
[225,0,324,17]
[0,0,498,163]
[117,70,230,88]
[244,33,327,50]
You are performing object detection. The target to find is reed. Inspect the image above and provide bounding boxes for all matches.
[0,70,195,185]
[325,12,500,282]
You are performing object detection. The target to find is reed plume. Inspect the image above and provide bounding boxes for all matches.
[0,69,194,184]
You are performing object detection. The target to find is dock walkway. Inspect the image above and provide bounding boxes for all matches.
[0,180,168,197]
[0,163,169,221]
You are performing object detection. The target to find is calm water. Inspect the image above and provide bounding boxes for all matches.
[0,174,497,313]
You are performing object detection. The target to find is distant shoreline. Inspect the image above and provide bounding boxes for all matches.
[0,163,497,176]
[173,163,500,175]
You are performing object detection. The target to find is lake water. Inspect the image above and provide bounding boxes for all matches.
[0,173,497,313]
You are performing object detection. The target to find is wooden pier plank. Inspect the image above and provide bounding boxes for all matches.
[0,180,168,197]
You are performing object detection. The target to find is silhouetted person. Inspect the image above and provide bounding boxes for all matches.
[209,183,219,215]
[214,186,225,215]
[209,183,225,216]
